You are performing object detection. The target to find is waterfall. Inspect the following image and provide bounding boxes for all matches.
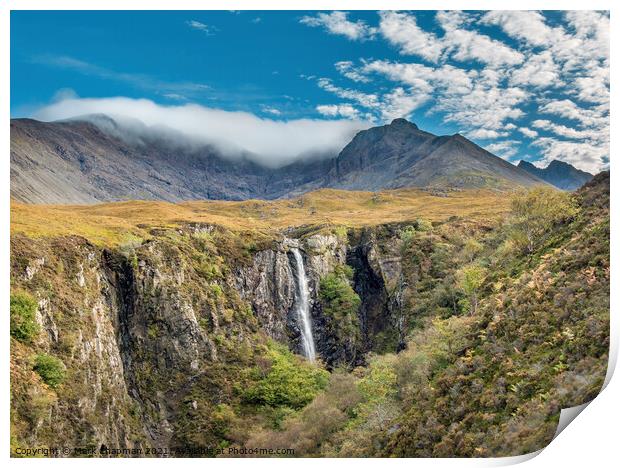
[290,248,316,362]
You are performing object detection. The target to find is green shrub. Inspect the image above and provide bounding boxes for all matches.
[399,225,417,245]
[319,265,361,341]
[416,218,433,232]
[243,343,329,409]
[10,292,40,343]
[33,354,65,389]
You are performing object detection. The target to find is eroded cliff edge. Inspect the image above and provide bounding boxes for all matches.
[10,221,414,452]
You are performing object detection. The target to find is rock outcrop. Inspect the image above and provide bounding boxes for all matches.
[10,222,414,453]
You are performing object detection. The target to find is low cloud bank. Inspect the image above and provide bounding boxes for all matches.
[33,97,371,168]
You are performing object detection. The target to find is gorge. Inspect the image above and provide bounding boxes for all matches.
[10,173,610,456]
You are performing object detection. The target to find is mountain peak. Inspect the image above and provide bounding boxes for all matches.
[548,159,572,169]
[518,159,593,191]
[389,118,418,130]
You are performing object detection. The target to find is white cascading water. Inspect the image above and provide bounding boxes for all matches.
[291,248,316,362]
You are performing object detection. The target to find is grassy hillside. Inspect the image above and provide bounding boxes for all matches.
[11,188,510,246]
[239,173,610,457]
[9,176,608,457]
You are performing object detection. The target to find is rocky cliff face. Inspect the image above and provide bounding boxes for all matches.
[234,230,405,367]
[11,222,412,453]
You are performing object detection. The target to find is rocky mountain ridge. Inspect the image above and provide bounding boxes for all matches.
[518,159,594,190]
[11,117,547,204]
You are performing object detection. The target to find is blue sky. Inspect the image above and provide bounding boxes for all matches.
[11,10,609,172]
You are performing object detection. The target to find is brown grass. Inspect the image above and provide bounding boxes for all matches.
[11,188,511,246]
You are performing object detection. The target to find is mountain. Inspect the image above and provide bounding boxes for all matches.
[325,118,544,190]
[10,117,546,204]
[518,159,593,191]
[10,118,330,204]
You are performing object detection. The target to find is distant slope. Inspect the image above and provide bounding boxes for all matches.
[10,118,334,204]
[11,117,547,204]
[326,119,546,190]
[518,159,593,190]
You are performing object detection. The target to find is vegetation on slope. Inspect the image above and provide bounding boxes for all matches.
[9,176,608,457]
[243,174,609,457]
[11,188,510,246]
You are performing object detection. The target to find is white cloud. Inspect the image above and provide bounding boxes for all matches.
[518,127,538,138]
[300,11,376,41]
[480,11,561,48]
[539,99,607,128]
[467,128,508,139]
[485,141,520,160]
[379,11,523,67]
[481,10,609,104]
[260,105,282,116]
[361,60,473,95]
[437,11,524,68]
[302,10,609,172]
[379,11,445,62]
[317,78,381,109]
[316,104,360,119]
[531,119,603,141]
[33,97,371,168]
[532,137,608,173]
[380,87,430,121]
[186,20,215,35]
[335,61,371,83]
[436,81,527,132]
[316,74,428,121]
[509,51,560,88]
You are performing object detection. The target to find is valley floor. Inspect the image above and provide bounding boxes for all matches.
[11,187,510,245]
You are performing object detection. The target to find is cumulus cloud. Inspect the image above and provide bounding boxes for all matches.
[518,127,539,138]
[531,119,598,140]
[300,11,376,41]
[316,10,609,172]
[317,78,381,109]
[509,51,560,88]
[317,73,430,121]
[485,141,520,160]
[260,105,282,116]
[481,11,561,47]
[379,11,444,62]
[33,97,371,168]
[532,138,607,174]
[436,11,524,67]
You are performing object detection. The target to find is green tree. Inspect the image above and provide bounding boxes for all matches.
[33,354,66,388]
[10,292,40,343]
[457,264,486,315]
[509,187,578,253]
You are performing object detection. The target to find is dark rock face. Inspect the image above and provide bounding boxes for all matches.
[232,230,408,368]
[11,117,546,204]
[518,159,594,191]
[326,123,545,190]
